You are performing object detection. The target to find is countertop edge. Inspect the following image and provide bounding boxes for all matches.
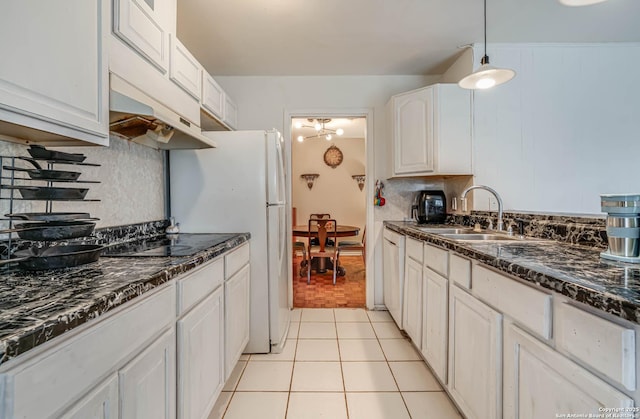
[384,221,640,325]
[0,233,250,366]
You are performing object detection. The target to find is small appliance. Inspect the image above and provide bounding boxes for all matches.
[600,193,640,263]
[412,190,447,224]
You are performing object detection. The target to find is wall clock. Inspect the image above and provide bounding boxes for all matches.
[323,145,343,168]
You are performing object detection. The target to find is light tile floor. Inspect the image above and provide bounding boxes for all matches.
[209,308,462,419]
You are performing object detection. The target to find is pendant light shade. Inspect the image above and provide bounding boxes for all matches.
[458,0,516,90]
[559,0,608,6]
[458,58,515,90]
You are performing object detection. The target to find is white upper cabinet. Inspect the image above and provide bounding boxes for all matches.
[224,95,238,129]
[202,73,225,120]
[113,0,171,73]
[0,0,109,146]
[170,36,202,100]
[387,83,471,177]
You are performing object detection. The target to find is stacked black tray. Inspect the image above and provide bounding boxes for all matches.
[0,145,103,270]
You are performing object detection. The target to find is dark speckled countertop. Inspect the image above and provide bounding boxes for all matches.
[0,233,250,365]
[385,221,640,325]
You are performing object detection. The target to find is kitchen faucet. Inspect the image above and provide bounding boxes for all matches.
[460,185,504,231]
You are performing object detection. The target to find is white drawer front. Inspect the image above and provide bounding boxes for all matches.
[449,253,471,289]
[178,257,224,315]
[473,265,552,339]
[424,243,449,278]
[225,243,250,279]
[383,228,402,244]
[556,303,636,391]
[406,237,423,262]
[6,284,175,419]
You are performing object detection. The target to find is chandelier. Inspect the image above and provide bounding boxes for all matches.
[295,118,344,142]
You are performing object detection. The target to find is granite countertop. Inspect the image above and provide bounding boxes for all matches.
[0,233,250,366]
[385,221,640,325]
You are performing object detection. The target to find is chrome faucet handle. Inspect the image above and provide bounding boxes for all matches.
[507,226,513,236]
[488,220,494,230]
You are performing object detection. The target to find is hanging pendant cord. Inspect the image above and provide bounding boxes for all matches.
[482,0,489,65]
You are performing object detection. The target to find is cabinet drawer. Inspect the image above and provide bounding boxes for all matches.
[177,257,224,315]
[3,284,175,419]
[424,243,448,277]
[556,303,636,391]
[449,253,471,289]
[406,237,423,262]
[383,228,402,244]
[473,265,552,339]
[225,243,250,279]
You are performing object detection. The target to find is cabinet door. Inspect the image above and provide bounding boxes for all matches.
[403,256,423,346]
[0,0,108,145]
[383,235,403,327]
[504,323,634,418]
[448,286,502,419]
[225,263,251,379]
[422,269,448,384]
[61,375,118,419]
[393,87,434,175]
[224,95,238,129]
[170,36,201,100]
[178,287,224,419]
[120,328,176,419]
[202,73,225,119]
[113,0,170,72]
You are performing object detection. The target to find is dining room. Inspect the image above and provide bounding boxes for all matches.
[291,117,367,308]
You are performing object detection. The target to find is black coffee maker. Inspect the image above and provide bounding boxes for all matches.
[412,190,446,224]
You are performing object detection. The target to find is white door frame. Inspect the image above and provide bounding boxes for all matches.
[284,108,375,309]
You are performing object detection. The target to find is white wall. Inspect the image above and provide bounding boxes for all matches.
[0,136,165,228]
[216,75,438,307]
[471,43,640,215]
[292,136,366,234]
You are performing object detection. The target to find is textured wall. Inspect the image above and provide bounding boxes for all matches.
[472,43,640,215]
[0,136,165,228]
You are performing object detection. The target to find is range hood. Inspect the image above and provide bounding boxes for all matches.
[109,75,216,149]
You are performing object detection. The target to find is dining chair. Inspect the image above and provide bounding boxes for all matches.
[306,215,341,285]
[338,226,365,263]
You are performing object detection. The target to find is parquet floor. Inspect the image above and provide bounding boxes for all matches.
[292,255,366,308]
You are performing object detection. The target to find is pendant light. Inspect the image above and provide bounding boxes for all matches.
[559,0,608,5]
[458,0,515,90]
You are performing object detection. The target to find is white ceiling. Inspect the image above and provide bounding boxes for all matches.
[176,0,640,76]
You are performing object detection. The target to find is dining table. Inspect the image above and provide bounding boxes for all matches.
[292,224,360,276]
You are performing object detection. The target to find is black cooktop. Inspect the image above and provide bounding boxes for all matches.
[102,233,238,257]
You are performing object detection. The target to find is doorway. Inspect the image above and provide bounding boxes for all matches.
[287,113,370,308]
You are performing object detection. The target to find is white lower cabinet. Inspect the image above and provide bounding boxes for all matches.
[383,228,405,327]
[448,285,502,419]
[225,263,251,379]
[503,323,634,418]
[177,287,224,419]
[120,328,176,419]
[61,375,118,419]
[403,256,423,346]
[422,268,448,384]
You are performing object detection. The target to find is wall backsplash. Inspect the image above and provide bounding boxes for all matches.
[0,136,165,228]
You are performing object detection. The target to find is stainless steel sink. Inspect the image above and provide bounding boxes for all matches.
[416,227,476,234]
[439,233,520,241]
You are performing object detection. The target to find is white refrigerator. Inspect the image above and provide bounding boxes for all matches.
[169,130,290,353]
